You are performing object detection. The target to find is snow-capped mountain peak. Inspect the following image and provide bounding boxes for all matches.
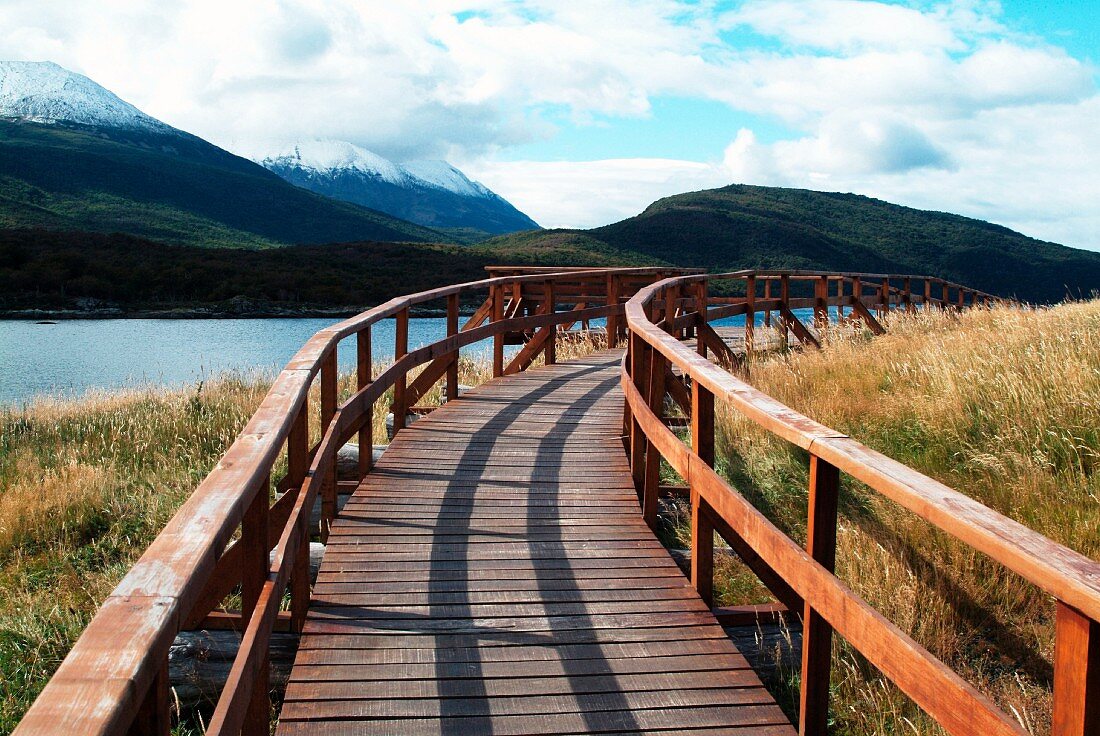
[256,139,538,234]
[258,141,495,200]
[402,160,493,199]
[260,139,412,187]
[0,60,174,133]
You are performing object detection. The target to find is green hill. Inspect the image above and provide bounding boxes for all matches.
[482,185,1100,303]
[0,120,440,248]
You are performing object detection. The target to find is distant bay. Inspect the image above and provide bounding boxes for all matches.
[0,310,822,405]
[0,317,473,405]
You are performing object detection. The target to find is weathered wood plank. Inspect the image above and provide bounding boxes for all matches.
[277,351,791,735]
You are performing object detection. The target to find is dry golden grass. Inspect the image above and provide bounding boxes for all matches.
[711,301,1100,735]
[0,374,270,733]
[0,327,609,733]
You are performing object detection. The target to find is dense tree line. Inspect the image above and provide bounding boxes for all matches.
[0,229,493,312]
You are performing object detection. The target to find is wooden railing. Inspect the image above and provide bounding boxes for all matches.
[622,270,1099,736]
[13,265,694,736]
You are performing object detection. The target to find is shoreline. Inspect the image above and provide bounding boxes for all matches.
[0,306,462,320]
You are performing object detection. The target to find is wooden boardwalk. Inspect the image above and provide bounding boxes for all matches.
[277,350,793,736]
[22,269,1094,736]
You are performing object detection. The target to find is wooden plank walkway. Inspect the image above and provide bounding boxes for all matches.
[277,350,794,736]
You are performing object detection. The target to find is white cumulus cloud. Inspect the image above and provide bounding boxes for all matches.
[0,0,1095,248]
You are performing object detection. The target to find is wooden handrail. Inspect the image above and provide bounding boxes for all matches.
[622,270,1098,736]
[13,265,693,736]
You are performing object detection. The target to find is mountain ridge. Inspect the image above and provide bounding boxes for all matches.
[0,61,441,247]
[479,184,1100,303]
[0,60,174,133]
[257,139,538,236]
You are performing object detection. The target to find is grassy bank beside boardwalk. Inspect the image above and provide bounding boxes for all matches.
[677,300,1098,734]
[0,334,603,732]
[0,303,1096,733]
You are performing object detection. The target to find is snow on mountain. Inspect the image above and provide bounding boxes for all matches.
[402,160,494,199]
[258,140,495,200]
[259,140,413,187]
[0,60,175,133]
[257,139,538,234]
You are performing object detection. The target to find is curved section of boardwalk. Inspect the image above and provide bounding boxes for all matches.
[277,350,793,736]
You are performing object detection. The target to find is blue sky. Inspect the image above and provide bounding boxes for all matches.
[502,2,1098,164]
[0,1,1097,249]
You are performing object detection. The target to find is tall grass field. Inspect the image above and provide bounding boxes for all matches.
[0,303,1096,734]
[693,300,1099,735]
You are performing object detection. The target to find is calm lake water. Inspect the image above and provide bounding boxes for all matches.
[0,317,482,405]
[0,310,820,405]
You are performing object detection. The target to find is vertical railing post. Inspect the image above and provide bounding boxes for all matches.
[780,274,791,349]
[129,662,171,736]
[662,285,677,336]
[392,308,409,434]
[492,283,505,377]
[836,278,846,322]
[745,275,756,355]
[942,281,950,310]
[799,455,840,736]
[763,278,772,328]
[958,288,966,310]
[357,327,372,478]
[903,277,914,314]
[924,279,932,311]
[606,273,620,346]
[695,279,708,358]
[642,347,667,528]
[814,275,828,329]
[544,280,557,365]
[879,277,889,319]
[629,333,649,494]
[241,474,271,736]
[690,375,715,607]
[1052,603,1099,736]
[851,277,862,327]
[446,293,459,401]
[320,349,337,538]
[288,403,309,632]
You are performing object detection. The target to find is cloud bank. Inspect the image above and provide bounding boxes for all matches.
[0,0,1096,248]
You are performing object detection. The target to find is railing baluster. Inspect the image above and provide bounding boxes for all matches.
[320,348,337,537]
[695,279,708,358]
[629,335,649,493]
[446,294,459,401]
[780,274,791,348]
[942,281,950,309]
[799,455,840,736]
[815,275,828,329]
[904,277,914,314]
[691,372,715,606]
[544,280,557,364]
[357,327,372,478]
[492,283,505,377]
[288,404,310,631]
[128,660,170,736]
[642,347,667,527]
[763,278,772,328]
[745,275,756,354]
[241,474,271,736]
[925,278,932,311]
[880,277,889,319]
[606,273,620,346]
[393,307,409,432]
[1053,603,1099,736]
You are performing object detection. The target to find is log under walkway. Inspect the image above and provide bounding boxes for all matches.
[277,350,793,736]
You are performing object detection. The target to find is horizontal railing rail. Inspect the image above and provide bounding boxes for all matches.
[13,265,696,736]
[622,271,1098,736]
